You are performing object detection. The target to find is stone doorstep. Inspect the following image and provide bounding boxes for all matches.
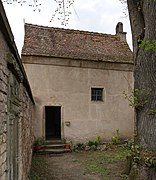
[45,139,64,145]
[38,139,71,154]
[43,144,65,149]
[39,148,71,154]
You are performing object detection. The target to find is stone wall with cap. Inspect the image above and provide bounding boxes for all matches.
[0,1,34,179]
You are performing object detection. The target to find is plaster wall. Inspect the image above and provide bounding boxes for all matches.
[23,56,134,143]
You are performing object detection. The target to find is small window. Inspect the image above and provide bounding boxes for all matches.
[91,88,103,101]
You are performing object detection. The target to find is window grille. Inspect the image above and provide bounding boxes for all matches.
[91,88,103,101]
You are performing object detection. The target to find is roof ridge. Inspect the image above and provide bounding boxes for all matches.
[25,23,118,39]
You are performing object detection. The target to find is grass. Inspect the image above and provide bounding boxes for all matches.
[76,145,130,179]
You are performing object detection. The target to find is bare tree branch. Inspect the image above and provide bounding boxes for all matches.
[2,0,75,25]
[50,0,75,26]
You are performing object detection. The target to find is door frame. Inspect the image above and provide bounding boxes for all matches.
[44,106,62,140]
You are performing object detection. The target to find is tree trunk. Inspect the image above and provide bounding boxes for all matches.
[127,0,156,150]
[127,0,156,179]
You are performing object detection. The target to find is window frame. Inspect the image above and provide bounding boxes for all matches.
[91,88,103,101]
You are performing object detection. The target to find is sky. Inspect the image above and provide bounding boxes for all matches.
[3,0,132,54]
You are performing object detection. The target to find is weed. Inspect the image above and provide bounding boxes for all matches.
[95,135,100,144]
[88,135,101,147]
[112,129,120,145]
[123,88,148,108]
[88,140,98,147]
[129,143,156,167]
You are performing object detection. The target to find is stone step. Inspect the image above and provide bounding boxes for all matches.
[36,139,71,154]
[39,148,71,154]
[43,144,66,149]
[45,139,65,145]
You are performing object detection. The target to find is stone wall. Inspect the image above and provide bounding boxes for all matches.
[0,62,8,180]
[0,2,34,179]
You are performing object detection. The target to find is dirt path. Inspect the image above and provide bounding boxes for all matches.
[30,146,129,180]
[30,153,101,180]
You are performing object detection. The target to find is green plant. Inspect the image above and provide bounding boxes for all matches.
[74,144,79,152]
[74,143,84,152]
[123,88,148,108]
[87,136,101,147]
[125,139,133,148]
[112,129,120,144]
[95,135,100,144]
[129,143,156,167]
[34,137,44,146]
[77,143,84,148]
[149,109,156,115]
[139,39,156,50]
[144,157,156,167]
[130,144,140,161]
[88,140,97,146]
[33,137,45,152]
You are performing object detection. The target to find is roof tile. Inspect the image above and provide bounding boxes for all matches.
[22,23,133,64]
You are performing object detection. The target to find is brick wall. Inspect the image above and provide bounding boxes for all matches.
[0,2,34,179]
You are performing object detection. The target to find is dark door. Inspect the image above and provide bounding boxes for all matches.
[45,106,61,140]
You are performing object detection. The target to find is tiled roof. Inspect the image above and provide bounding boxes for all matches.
[22,23,133,63]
